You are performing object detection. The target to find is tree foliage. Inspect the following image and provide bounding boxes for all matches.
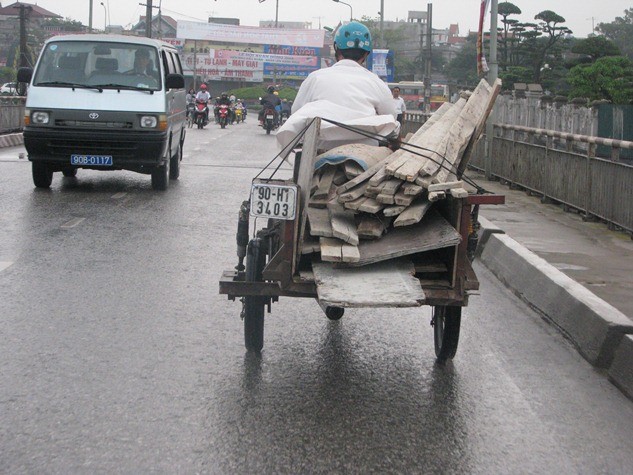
[497,2,522,70]
[571,36,620,61]
[597,8,633,60]
[567,56,633,103]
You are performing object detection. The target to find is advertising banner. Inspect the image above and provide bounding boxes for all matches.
[367,49,394,82]
[209,49,318,67]
[182,53,263,82]
[177,20,325,48]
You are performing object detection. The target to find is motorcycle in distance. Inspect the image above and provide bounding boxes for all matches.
[234,107,244,124]
[262,107,277,135]
[194,99,209,129]
[218,104,230,129]
[186,101,196,128]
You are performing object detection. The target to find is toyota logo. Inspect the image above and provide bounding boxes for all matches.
[89,112,99,119]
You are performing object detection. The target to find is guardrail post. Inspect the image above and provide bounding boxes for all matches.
[583,143,596,222]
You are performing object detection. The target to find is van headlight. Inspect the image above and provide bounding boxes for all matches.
[31,111,50,124]
[140,115,158,128]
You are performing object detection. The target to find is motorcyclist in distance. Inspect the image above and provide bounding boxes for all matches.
[195,83,211,123]
[215,92,232,123]
[259,85,282,125]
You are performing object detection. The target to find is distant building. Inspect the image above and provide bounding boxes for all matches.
[209,17,240,26]
[131,15,178,38]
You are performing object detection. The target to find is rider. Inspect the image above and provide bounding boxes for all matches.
[280,98,292,120]
[235,99,246,122]
[259,85,282,125]
[215,92,232,123]
[185,88,196,120]
[277,22,398,150]
[195,83,211,123]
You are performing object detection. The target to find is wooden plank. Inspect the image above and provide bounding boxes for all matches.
[358,198,383,214]
[384,154,411,175]
[296,118,322,273]
[320,237,342,262]
[307,207,333,237]
[402,183,424,196]
[301,236,321,255]
[394,190,414,206]
[427,180,464,192]
[435,79,499,183]
[336,154,399,194]
[348,211,461,266]
[320,237,359,263]
[381,178,402,195]
[341,244,360,263]
[332,168,348,185]
[338,182,368,203]
[313,259,425,308]
[367,164,391,187]
[456,78,502,177]
[344,161,364,179]
[450,188,469,198]
[382,205,406,217]
[329,203,359,245]
[393,200,432,227]
[343,196,367,211]
[376,193,396,205]
[357,214,390,239]
[428,191,446,202]
[312,165,336,200]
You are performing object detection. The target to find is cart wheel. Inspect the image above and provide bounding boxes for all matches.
[432,305,461,363]
[325,306,344,321]
[243,238,267,352]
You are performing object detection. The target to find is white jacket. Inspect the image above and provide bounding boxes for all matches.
[277,60,399,150]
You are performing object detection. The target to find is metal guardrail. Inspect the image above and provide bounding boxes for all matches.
[469,124,633,236]
[0,96,25,133]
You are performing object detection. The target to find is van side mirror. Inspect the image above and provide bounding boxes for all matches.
[165,73,184,90]
[17,67,32,83]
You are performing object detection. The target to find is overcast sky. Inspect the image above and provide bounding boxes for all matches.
[32,0,630,39]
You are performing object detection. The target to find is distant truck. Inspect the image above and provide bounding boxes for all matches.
[17,34,186,190]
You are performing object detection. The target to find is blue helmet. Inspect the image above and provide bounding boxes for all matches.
[334,21,372,53]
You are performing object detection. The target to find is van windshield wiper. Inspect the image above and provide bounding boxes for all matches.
[90,83,155,94]
[36,81,104,92]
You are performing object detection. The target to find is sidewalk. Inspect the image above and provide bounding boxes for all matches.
[470,170,633,400]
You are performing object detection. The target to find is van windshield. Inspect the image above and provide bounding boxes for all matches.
[33,41,162,92]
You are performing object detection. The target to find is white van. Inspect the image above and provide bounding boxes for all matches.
[18,34,186,190]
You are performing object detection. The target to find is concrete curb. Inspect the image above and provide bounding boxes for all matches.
[475,216,505,258]
[609,335,633,400]
[479,232,633,369]
[0,132,23,148]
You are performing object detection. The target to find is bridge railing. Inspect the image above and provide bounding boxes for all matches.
[0,96,25,134]
[469,124,633,236]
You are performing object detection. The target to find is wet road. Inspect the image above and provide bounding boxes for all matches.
[1,120,632,473]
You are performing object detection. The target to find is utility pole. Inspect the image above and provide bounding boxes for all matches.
[379,0,384,48]
[423,3,432,114]
[18,3,32,68]
[484,0,499,179]
[139,0,153,38]
[88,0,93,33]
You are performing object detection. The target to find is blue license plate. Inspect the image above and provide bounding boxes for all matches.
[70,154,113,166]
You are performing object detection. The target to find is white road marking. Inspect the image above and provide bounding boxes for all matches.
[0,261,13,273]
[111,192,127,199]
[61,217,86,229]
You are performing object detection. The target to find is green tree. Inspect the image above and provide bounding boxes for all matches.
[597,8,633,60]
[571,36,620,61]
[497,2,522,70]
[444,34,479,87]
[528,11,572,82]
[567,56,633,103]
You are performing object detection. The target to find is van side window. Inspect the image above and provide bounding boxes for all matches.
[162,50,175,77]
[170,52,183,75]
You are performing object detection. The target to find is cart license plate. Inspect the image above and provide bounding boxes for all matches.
[70,154,113,166]
[250,183,297,220]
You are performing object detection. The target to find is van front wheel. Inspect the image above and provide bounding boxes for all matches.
[32,162,53,188]
[151,160,169,191]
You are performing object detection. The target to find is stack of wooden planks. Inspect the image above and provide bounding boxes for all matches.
[305,78,502,264]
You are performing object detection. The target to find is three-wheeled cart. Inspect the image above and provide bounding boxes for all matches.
[219,119,504,362]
